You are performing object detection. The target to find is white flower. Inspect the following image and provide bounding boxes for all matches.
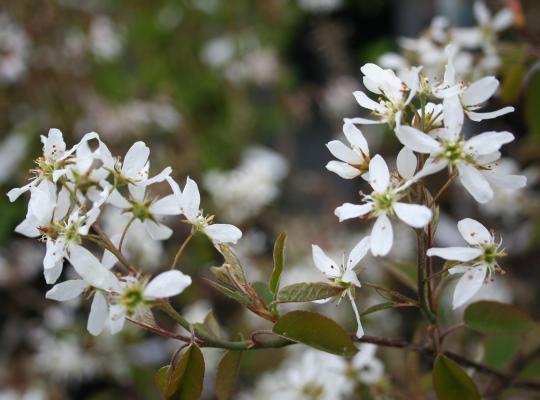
[427,218,506,309]
[0,14,30,84]
[436,45,513,121]
[325,122,370,179]
[334,155,432,256]
[311,237,371,337]
[107,178,181,240]
[397,103,526,203]
[346,63,420,127]
[168,176,242,245]
[350,344,384,384]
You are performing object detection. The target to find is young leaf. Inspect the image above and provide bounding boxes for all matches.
[361,301,397,317]
[483,335,521,369]
[276,282,345,303]
[269,232,287,295]
[216,351,243,400]
[464,301,535,335]
[272,310,358,356]
[203,311,221,339]
[433,355,480,400]
[205,279,251,305]
[252,281,274,305]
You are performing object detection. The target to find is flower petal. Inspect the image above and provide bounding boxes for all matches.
[396,147,417,179]
[68,244,119,290]
[326,161,361,179]
[368,155,390,192]
[46,279,88,301]
[121,141,150,179]
[144,270,192,299]
[371,214,393,256]
[467,107,514,121]
[326,140,363,164]
[353,90,382,111]
[150,194,182,216]
[458,163,494,203]
[457,218,492,245]
[87,292,108,336]
[334,202,373,222]
[464,131,514,155]
[427,246,482,261]
[348,290,364,338]
[311,245,340,278]
[144,220,173,241]
[452,264,488,309]
[204,224,242,244]
[393,202,432,228]
[343,122,369,156]
[461,76,499,106]
[181,177,200,221]
[396,126,441,153]
[347,236,371,270]
[483,172,527,189]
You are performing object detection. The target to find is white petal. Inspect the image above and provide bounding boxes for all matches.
[473,1,491,25]
[128,182,146,202]
[348,290,364,338]
[427,246,482,261]
[414,157,448,180]
[368,155,390,192]
[311,245,340,278]
[326,161,361,179]
[492,8,514,31]
[67,244,119,290]
[150,194,182,216]
[467,107,514,121]
[43,128,66,160]
[371,215,393,256]
[483,172,527,189]
[393,202,432,228]
[7,182,34,202]
[452,264,488,309]
[396,126,441,153]
[87,292,108,336]
[457,218,492,245]
[144,270,192,299]
[44,262,63,284]
[458,164,493,203]
[326,140,362,164]
[334,203,373,221]
[54,186,71,222]
[443,96,464,139]
[396,147,417,179]
[344,117,384,125]
[343,122,369,156]
[46,280,88,301]
[181,177,200,221]
[15,217,40,238]
[462,76,499,106]
[464,131,514,155]
[347,236,371,270]
[108,304,126,335]
[121,141,150,179]
[107,189,131,209]
[166,176,182,199]
[144,220,173,240]
[448,265,469,275]
[353,90,381,111]
[204,224,242,244]
[342,270,361,287]
[144,166,172,186]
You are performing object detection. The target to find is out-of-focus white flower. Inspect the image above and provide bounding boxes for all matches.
[335,155,432,256]
[168,176,242,244]
[298,0,343,13]
[0,14,30,84]
[89,16,122,61]
[201,36,234,68]
[428,218,506,309]
[321,76,361,118]
[312,238,370,337]
[349,344,384,384]
[0,133,27,184]
[203,146,288,224]
[326,122,370,179]
[0,388,45,400]
[225,48,279,85]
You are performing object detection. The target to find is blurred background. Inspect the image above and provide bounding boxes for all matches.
[1,0,540,398]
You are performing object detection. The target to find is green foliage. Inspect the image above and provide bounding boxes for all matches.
[464,301,535,335]
[519,357,540,379]
[483,335,521,369]
[156,344,205,400]
[252,281,274,305]
[215,351,243,400]
[269,232,287,296]
[276,282,345,303]
[361,302,397,317]
[526,69,540,137]
[433,355,480,400]
[272,310,358,356]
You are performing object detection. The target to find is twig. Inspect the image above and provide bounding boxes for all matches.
[171,232,193,269]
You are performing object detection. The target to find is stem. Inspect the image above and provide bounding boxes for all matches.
[92,223,139,275]
[126,317,192,342]
[118,216,136,253]
[171,232,194,269]
[416,229,436,323]
[428,172,457,208]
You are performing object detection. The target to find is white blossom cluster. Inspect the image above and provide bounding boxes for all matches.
[7,129,242,336]
[380,1,514,81]
[0,13,30,84]
[309,5,526,336]
[239,345,383,400]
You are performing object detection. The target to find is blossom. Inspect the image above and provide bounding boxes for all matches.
[334,155,432,256]
[427,218,506,309]
[168,176,242,245]
[349,344,384,384]
[396,103,526,203]
[311,237,371,337]
[345,63,420,127]
[325,122,370,179]
[0,13,30,84]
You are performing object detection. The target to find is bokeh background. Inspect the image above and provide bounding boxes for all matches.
[1,0,540,398]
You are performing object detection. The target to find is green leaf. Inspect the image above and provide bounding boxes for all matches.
[276,282,345,303]
[203,311,221,339]
[464,301,535,335]
[519,356,540,379]
[205,279,251,305]
[269,232,287,296]
[217,244,247,284]
[501,63,524,103]
[155,344,205,399]
[361,301,397,317]
[252,281,274,305]
[483,335,521,369]
[215,351,243,400]
[433,355,480,400]
[272,310,358,356]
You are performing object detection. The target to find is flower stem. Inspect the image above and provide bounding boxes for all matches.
[171,232,194,269]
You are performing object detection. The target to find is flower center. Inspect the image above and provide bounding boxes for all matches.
[301,382,324,399]
[120,285,145,315]
[440,140,465,164]
[372,191,396,215]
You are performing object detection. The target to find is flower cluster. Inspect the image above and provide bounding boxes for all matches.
[310,22,526,336]
[379,1,514,81]
[8,129,242,336]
